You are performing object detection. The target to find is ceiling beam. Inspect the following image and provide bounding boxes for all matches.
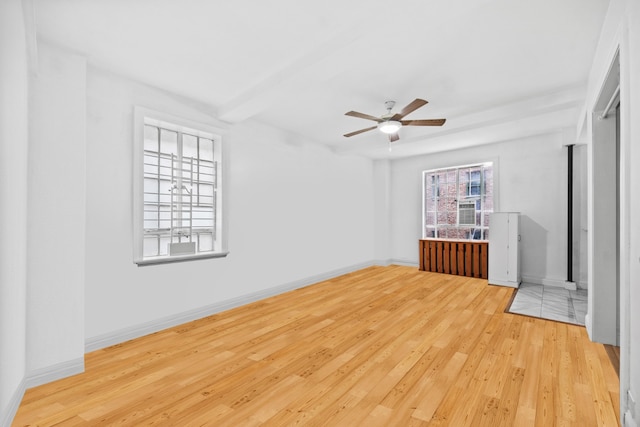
[218,22,375,123]
[335,86,586,159]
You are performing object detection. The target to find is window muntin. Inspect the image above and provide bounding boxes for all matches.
[134,109,226,264]
[423,163,493,240]
[466,170,481,196]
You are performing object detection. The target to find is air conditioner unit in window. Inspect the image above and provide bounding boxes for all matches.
[169,241,196,256]
[458,201,476,226]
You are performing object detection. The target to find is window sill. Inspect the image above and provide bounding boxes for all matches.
[135,251,229,266]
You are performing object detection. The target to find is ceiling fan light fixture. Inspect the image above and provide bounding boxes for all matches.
[378,120,401,134]
[344,99,444,140]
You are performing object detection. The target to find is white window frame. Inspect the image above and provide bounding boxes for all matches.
[133,107,228,265]
[422,161,496,241]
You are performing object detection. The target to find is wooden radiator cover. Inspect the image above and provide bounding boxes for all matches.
[419,239,488,279]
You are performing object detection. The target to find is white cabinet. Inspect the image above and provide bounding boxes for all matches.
[488,212,521,287]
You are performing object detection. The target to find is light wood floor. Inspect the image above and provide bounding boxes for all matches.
[14,265,620,426]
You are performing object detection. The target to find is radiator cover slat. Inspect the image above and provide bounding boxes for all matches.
[419,239,488,279]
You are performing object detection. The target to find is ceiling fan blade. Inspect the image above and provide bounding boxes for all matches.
[345,111,383,122]
[400,118,446,126]
[344,125,377,137]
[391,98,428,120]
[389,133,400,142]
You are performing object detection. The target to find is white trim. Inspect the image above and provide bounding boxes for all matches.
[625,411,638,427]
[86,261,374,352]
[3,359,84,425]
[1,378,25,427]
[489,278,520,288]
[133,106,228,265]
[136,250,229,266]
[422,160,495,175]
[374,258,420,268]
[521,275,570,288]
[24,358,84,389]
[134,106,229,136]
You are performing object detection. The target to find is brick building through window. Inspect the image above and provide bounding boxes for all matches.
[422,163,494,240]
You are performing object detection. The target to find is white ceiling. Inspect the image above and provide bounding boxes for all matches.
[32,0,609,159]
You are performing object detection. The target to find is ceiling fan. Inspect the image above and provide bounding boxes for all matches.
[343,98,446,142]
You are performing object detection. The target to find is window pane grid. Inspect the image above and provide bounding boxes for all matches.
[142,123,219,258]
[423,163,493,240]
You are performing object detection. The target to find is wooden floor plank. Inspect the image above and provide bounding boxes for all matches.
[14,266,619,426]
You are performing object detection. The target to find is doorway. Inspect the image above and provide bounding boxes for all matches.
[588,52,620,346]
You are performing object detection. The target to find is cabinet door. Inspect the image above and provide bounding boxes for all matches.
[488,213,509,282]
[506,213,519,281]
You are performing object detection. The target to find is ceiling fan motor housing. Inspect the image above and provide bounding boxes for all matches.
[384,100,396,112]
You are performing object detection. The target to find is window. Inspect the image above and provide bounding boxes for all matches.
[134,108,227,264]
[422,162,494,240]
[466,170,481,196]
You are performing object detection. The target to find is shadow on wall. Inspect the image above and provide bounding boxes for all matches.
[520,215,548,281]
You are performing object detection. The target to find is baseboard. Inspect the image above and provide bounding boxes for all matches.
[1,378,26,427]
[625,410,638,427]
[521,275,570,288]
[391,258,420,267]
[374,258,419,268]
[585,313,593,339]
[24,357,85,389]
[86,261,375,352]
[2,360,84,427]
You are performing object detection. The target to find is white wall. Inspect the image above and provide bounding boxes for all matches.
[0,0,29,424]
[387,132,570,286]
[583,0,640,423]
[373,160,391,263]
[626,0,640,418]
[17,5,640,424]
[83,66,375,343]
[26,43,87,381]
[1,38,375,424]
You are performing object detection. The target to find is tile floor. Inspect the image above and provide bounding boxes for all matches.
[507,282,588,326]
